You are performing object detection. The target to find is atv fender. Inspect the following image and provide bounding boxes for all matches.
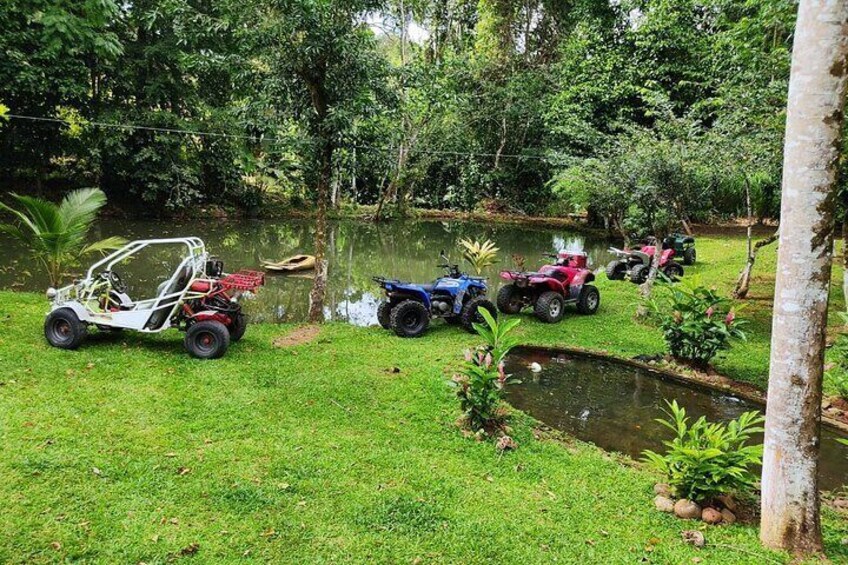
[51,301,89,321]
[569,271,595,287]
[389,287,431,309]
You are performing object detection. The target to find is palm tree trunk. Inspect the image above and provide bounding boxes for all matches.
[760,0,848,554]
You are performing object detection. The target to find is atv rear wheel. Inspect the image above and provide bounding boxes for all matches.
[44,308,88,350]
[576,285,600,315]
[461,296,496,333]
[185,320,230,359]
[662,262,684,281]
[534,291,565,323]
[496,284,523,314]
[629,264,649,284]
[229,311,247,342]
[376,301,392,329]
[390,300,429,338]
[605,260,627,281]
[683,247,696,265]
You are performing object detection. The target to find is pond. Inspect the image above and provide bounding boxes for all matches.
[0,218,614,324]
[505,348,848,491]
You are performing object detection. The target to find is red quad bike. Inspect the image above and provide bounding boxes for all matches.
[497,251,600,323]
[605,241,684,284]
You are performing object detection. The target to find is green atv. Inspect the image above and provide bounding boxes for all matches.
[663,233,696,266]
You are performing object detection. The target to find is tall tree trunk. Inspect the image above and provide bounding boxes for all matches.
[636,235,663,319]
[760,0,848,555]
[308,139,333,323]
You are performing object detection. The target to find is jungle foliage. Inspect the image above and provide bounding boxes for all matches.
[0,0,797,228]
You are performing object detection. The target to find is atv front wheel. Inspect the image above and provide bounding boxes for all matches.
[185,320,231,359]
[376,301,393,329]
[629,264,649,284]
[390,300,430,338]
[576,285,600,315]
[496,284,523,314]
[44,308,88,350]
[605,260,627,281]
[534,291,565,323]
[461,296,497,333]
[683,247,696,266]
[229,311,248,342]
[662,262,684,281]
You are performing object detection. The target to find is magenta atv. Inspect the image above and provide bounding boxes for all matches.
[496,251,600,323]
[605,243,683,284]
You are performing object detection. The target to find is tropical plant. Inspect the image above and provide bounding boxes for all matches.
[826,333,848,399]
[650,277,747,366]
[459,238,500,275]
[0,189,126,286]
[643,400,765,502]
[448,309,521,431]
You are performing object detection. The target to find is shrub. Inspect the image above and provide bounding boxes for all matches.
[826,329,848,399]
[448,309,521,431]
[643,400,764,502]
[458,238,500,275]
[650,277,746,366]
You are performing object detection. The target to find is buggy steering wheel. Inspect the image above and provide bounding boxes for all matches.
[101,270,127,294]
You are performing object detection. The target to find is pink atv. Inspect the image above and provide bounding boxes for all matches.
[497,251,600,323]
[605,243,683,284]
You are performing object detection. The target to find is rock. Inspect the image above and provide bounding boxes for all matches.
[653,483,673,497]
[720,508,736,525]
[674,499,702,520]
[681,530,706,547]
[654,495,675,513]
[701,507,722,525]
[716,494,738,512]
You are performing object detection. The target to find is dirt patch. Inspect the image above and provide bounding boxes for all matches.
[273,325,320,348]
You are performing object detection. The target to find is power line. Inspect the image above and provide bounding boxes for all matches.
[4,112,559,162]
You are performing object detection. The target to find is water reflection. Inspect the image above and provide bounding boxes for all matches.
[0,218,614,324]
[506,349,848,491]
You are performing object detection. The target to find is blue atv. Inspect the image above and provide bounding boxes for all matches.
[373,253,496,338]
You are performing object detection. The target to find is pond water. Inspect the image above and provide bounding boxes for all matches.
[505,348,848,491]
[0,218,614,324]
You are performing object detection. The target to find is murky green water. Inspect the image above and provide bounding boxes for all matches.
[0,218,613,324]
[506,348,848,491]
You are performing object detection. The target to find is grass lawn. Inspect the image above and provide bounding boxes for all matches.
[1,234,847,563]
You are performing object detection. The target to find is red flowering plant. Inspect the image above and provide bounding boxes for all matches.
[649,276,747,367]
[448,308,521,432]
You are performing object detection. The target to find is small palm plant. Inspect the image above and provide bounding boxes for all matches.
[459,238,500,275]
[0,188,126,286]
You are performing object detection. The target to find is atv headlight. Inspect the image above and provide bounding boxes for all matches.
[45,287,57,301]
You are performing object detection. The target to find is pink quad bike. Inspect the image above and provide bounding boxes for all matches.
[496,251,600,323]
[605,242,684,284]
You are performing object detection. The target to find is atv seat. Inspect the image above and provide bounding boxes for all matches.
[418,283,436,292]
[145,265,193,330]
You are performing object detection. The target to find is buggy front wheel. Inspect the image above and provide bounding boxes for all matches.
[229,312,247,342]
[461,296,496,333]
[44,308,88,350]
[185,321,231,359]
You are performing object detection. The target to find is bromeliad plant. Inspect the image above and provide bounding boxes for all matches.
[448,308,521,432]
[0,188,126,286]
[643,400,765,502]
[650,277,746,367]
[459,238,500,275]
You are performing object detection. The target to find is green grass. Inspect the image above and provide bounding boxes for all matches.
[1,234,847,563]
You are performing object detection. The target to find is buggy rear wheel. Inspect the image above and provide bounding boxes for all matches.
[229,311,247,342]
[576,285,600,315]
[461,296,497,333]
[185,320,230,359]
[662,262,684,281]
[534,291,565,323]
[390,300,429,338]
[44,308,88,350]
[376,300,393,329]
[629,264,649,284]
[605,260,627,280]
[496,284,523,314]
[683,247,696,265]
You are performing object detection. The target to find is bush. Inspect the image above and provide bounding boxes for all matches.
[826,333,848,399]
[448,309,521,431]
[650,277,746,367]
[643,400,764,502]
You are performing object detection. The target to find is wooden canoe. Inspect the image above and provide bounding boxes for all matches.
[262,254,316,272]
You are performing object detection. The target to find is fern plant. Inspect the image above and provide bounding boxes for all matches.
[642,400,764,502]
[0,188,126,286]
[458,238,500,275]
